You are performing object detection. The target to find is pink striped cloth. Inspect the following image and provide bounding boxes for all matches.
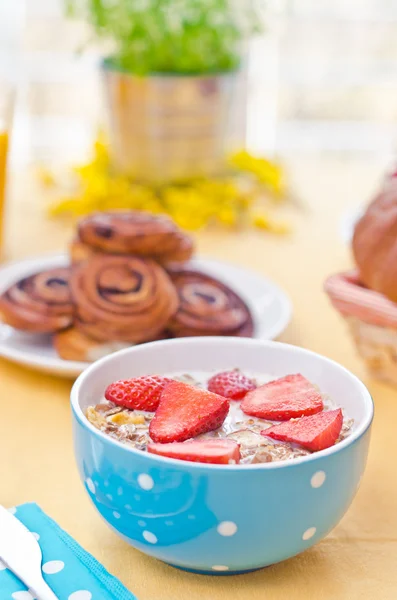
[325,270,397,329]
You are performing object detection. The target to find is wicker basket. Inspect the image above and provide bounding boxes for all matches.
[325,271,397,386]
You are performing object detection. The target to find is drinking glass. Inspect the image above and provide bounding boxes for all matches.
[0,81,14,258]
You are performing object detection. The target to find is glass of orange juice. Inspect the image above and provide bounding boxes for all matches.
[0,81,14,258]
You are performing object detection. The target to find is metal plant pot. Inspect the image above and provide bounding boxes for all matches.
[102,61,245,182]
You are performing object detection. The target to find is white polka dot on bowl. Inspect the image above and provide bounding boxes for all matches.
[68,592,92,600]
[311,471,326,488]
[42,560,65,575]
[113,512,121,519]
[217,521,238,537]
[143,530,158,544]
[137,474,154,491]
[302,527,317,541]
[86,478,95,494]
[212,565,229,572]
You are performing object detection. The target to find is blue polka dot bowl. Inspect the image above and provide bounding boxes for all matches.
[71,337,373,575]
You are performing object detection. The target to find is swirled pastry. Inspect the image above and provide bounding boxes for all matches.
[167,268,254,338]
[76,211,194,264]
[0,268,73,333]
[70,254,179,343]
[70,237,97,264]
[54,327,131,362]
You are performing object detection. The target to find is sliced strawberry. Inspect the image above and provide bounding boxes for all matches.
[105,375,171,412]
[147,439,240,465]
[149,380,229,443]
[262,409,343,452]
[207,371,256,400]
[241,373,323,420]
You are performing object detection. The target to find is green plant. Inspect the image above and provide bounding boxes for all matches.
[67,0,264,75]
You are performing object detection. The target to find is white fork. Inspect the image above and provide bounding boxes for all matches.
[0,506,59,600]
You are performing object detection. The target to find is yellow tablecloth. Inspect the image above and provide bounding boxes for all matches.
[1,157,396,599]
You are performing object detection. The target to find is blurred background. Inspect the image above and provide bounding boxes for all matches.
[3,0,397,165]
[1,0,397,256]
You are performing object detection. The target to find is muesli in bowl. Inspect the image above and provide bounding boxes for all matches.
[71,337,373,574]
[87,370,354,466]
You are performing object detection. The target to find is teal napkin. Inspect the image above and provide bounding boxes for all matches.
[0,503,137,599]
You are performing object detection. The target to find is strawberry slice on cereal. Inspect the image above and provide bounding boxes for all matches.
[241,374,323,420]
[149,380,229,443]
[262,408,343,452]
[148,439,240,465]
[207,370,256,400]
[105,375,171,412]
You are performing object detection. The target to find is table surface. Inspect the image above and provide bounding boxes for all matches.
[1,155,396,600]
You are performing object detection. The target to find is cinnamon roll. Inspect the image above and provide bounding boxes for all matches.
[54,327,131,362]
[167,269,254,338]
[76,211,194,264]
[70,254,179,343]
[0,268,73,333]
[70,237,97,264]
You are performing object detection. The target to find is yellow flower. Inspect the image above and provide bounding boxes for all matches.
[229,150,285,197]
[48,195,97,217]
[252,212,291,234]
[35,165,56,187]
[163,186,212,230]
[46,135,292,233]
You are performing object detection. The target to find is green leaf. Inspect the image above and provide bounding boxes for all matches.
[65,0,265,75]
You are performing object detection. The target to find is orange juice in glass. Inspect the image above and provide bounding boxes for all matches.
[0,130,8,238]
[0,83,13,258]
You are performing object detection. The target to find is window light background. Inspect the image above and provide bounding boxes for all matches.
[2,1,397,170]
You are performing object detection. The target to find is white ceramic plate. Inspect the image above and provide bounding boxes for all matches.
[0,254,292,378]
